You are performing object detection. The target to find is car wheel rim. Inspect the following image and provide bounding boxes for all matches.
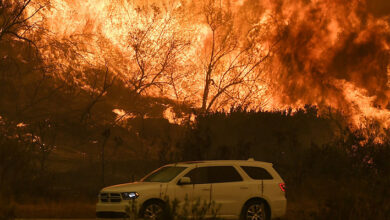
[144,204,163,219]
[246,203,266,220]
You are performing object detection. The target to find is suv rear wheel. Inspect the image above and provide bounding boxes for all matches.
[241,200,270,220]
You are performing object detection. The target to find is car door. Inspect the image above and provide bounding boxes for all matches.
[183,167,212,215]
[173,181,194,206]
[208,166,247,217]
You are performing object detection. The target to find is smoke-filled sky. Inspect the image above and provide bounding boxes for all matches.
[24,0,390,129]
[255,0,390,126]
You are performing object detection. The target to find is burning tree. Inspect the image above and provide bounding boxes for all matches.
[199,0,279,112]
[125,4,192,96]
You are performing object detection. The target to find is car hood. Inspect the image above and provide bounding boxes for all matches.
[101,181,165,193]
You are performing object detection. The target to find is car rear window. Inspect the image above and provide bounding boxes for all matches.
[241,166,273,180]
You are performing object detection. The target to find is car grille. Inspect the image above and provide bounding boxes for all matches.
[100,193,122,203]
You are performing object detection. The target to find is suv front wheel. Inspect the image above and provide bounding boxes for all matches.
[241,200,270,220]
[141,200,164,220]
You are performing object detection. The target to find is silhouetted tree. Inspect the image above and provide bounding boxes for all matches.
[198,0,277,113]
[0,0,47,44]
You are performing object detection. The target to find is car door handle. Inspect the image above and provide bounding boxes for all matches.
[240,187,249,190]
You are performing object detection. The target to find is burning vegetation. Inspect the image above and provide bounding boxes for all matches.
[4,0,388,128]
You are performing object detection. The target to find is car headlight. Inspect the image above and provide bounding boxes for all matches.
[121,192,139,200]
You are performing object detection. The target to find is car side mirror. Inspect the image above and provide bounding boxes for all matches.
[178,177,191,185]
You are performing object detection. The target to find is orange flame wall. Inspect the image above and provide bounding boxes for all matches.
[26,0,390,132]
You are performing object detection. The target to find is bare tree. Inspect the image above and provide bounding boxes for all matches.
[80,64,116,123]
[0,0,47,45]
[199,0,275,113]
[29,119,57,174]
[125,5,191,96]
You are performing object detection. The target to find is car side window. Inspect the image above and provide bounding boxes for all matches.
[184,167,209,184]
[241,166,273,180]
[184,166,243,184]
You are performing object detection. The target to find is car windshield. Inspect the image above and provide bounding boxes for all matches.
[141,166,187,182]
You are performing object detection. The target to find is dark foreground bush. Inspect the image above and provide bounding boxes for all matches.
[0,200,15,220]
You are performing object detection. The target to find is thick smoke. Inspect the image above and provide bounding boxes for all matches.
[367,0,390,17]
[241,0,390,124]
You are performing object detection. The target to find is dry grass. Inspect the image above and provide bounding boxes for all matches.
[13,201,96,218]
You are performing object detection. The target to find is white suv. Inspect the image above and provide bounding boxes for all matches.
[96,159,286,219]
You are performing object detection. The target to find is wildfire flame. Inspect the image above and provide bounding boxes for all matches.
[24,0,390,135]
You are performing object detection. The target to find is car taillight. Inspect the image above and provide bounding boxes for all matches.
[279,183,286,192]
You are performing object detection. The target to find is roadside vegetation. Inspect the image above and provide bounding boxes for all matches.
[125,197,221,220]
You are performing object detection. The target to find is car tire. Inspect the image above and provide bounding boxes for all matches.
[241,200,270,220]
[141,200,165,220]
